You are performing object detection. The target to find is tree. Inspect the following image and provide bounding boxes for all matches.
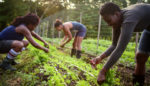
[0,0,29,30]
[0,0,66,31]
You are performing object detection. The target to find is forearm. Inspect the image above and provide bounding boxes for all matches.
[103,45,116,57]
[100,53,107,59]
[32,32,47,44]
[31,41,45,50]
[35,35,46,43]
[103,27,120,57]
[27,37,45,50]
[64,38,72,45]
[96,53,107,64]
[103,47,125,70]
[61,36,68,44]
[103,22,136,70]
[62,28,72,45]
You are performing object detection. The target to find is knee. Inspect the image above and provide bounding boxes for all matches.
[77,43,81,48]
[22,40,29,47]
[135,52,142,59]
[73,42,76,46]
[136,53,142,64]
[73,41,77,46]
[135,52,148,64]
[13,41,24,49]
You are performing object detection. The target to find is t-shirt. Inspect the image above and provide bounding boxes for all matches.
[104,3,150,70]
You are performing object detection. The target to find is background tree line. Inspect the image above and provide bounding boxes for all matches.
[0,0,150,39]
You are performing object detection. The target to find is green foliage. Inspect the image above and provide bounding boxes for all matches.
[0,38,124,85]
[0,0,29,30]
[45,38,150,68]
[0,0,65,31]
[76,80,91,86]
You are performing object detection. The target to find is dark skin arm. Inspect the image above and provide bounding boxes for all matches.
[16,25,49,53]
[60,26,72,47]
[31,31,49,48]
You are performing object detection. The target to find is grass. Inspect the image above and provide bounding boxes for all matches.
[0,39,120,86]
[44,38,150,69]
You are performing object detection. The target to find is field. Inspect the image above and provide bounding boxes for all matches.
[0,38,150,86]
[1,0,150,86]
[45,38,150,68]
[0,39,119,86]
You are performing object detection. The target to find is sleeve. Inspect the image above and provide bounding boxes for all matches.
[104,27,120,57]
[103,22,137,70]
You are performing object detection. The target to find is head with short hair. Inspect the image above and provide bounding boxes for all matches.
[54,19,63,31]
[100,2,122,27]
[100,2,121,16]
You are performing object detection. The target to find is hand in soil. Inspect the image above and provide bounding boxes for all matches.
[97,68,107,85]
[60,44,65,48]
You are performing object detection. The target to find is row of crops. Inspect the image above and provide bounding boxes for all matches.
[0,39,120,86]
[45,38,150,70]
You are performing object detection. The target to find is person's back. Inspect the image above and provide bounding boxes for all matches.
[92,2,150,86]
[0,25,24,40]
[123,3,150,31]
[71,21,86,31]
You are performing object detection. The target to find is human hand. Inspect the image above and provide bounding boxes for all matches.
[90,56,101,69]
[43,48,49,53]
[60,43,65,48]
[44,42,49,48]
[97,68,107,85]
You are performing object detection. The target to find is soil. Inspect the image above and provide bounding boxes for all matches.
[56,46,150,86]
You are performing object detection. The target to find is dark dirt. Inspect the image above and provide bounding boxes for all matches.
[56,46,150,86]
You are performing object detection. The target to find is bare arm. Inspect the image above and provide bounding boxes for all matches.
[16,25,48,52]
[61,27,72,47]
[31,31,47,44]
[64,30,72,44]
[31,31,49,48]
[60,35,68,44]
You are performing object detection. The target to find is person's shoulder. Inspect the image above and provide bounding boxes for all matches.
[16,24,28,33]
[122,7,140,23]
[122,3,150,23]
[17,24,27,29]
[64,22,72,26]
[124,3,150,12]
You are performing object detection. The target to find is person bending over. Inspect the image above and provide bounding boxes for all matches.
[54,19,86,58]
[91,2,150,86]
